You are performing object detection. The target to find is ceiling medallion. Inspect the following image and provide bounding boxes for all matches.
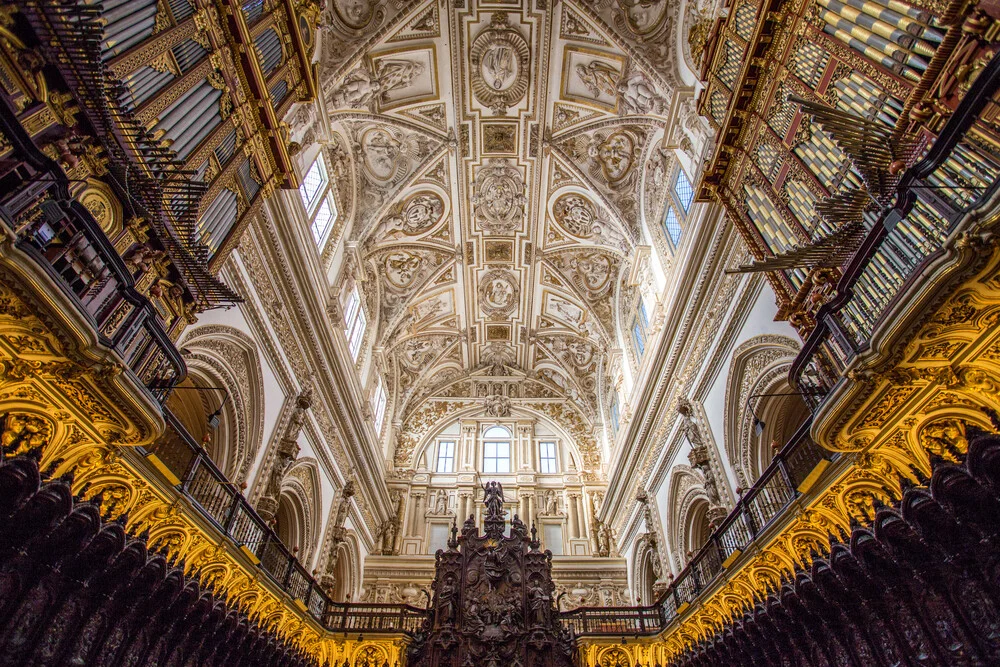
[472,159,526,235]
[469,12,531,115]
[614,0,669,38]
[553,193,599,238]
[479,269,519,318]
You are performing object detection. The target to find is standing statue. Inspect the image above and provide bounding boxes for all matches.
[543,490,559,515]
[482,480,504,520]
[434,489,448,515]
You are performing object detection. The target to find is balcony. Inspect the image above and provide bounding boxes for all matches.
[558,421,831,638]
[792,51,1000,409]
[0,97,185,405]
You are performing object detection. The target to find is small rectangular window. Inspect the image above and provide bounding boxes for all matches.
[632,320,645,357]
[343,286,366,360]
[675,169,694,212]
[299,155,328,214]
[539,441,557,473]
[372,379,387,433]
[483,440,510,473]
[436,441,455,473]
[311,194,337,246]
[610,395,620,433]
[663,206,682,245]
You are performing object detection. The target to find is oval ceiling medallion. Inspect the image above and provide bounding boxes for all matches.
[360,127,405,183]
[553,193,599,238]
[469,13,531,114]
[615,0,669,37]
[595,130,638,185]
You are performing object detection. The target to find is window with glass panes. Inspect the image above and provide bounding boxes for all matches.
[632,299,649,359]
[482,426,511,473]
[343,286,366,360]
[298,154,338,247]
[436,441,455,473]
[539,441,557,473]
[662,167,695,247]
[372,378,387,433]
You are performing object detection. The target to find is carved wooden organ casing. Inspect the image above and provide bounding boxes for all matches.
[408,489,575,667]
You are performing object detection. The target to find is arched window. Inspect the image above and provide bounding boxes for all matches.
[482,426,511,473]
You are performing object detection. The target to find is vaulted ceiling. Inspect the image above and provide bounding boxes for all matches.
[312,0,685,475]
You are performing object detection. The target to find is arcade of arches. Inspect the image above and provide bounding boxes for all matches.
[0,0,999,664]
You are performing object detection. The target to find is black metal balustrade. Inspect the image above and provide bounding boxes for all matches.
[0,100,185,404]
[144,410,433,633]
[792,51,1000,408]
[559,421,830,636]
[143,410,334,619]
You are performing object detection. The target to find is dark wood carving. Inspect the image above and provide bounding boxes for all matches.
[408,481,574,667]
[0,446,316,667]
[670,427,1000,666]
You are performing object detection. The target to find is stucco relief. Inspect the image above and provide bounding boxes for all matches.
[472,159,526,235]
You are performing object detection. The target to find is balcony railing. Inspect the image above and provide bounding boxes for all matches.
[321,603,428,636]
[0,98,185,405]
[144,410,433,633]
[143,410,335,618]
[559,421,830,636]
[792,51,1000,408]
[559,605,665,637]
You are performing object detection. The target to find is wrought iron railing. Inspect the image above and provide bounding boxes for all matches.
[561,421,830,636]
[144,410,433,633]
[0,98,185,404]
[143,410,334,618]
[20,0,241,308]
[792,51,1000,408]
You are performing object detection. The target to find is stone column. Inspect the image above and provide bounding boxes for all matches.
[517,422,533,470]
[461,423,477,471]
[576,494,586,538]
[567,493,579,539]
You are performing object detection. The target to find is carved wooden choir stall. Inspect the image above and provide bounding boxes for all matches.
[407,481,575,667]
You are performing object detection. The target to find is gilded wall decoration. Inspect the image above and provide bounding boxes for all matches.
[469,12,531,114]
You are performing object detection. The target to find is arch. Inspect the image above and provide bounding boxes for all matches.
[633,536,659,606]
[665,465,712,569]
[723,335,804,488]
[175,325,266,482]
[407,404,589,474]
[279,457,323,562]
[332,531,361,602]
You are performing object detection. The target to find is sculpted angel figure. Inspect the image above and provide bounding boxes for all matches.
[330,66,380,110]
[618,72,663,115]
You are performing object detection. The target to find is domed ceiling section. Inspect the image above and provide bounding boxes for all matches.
[318,0,676,477]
